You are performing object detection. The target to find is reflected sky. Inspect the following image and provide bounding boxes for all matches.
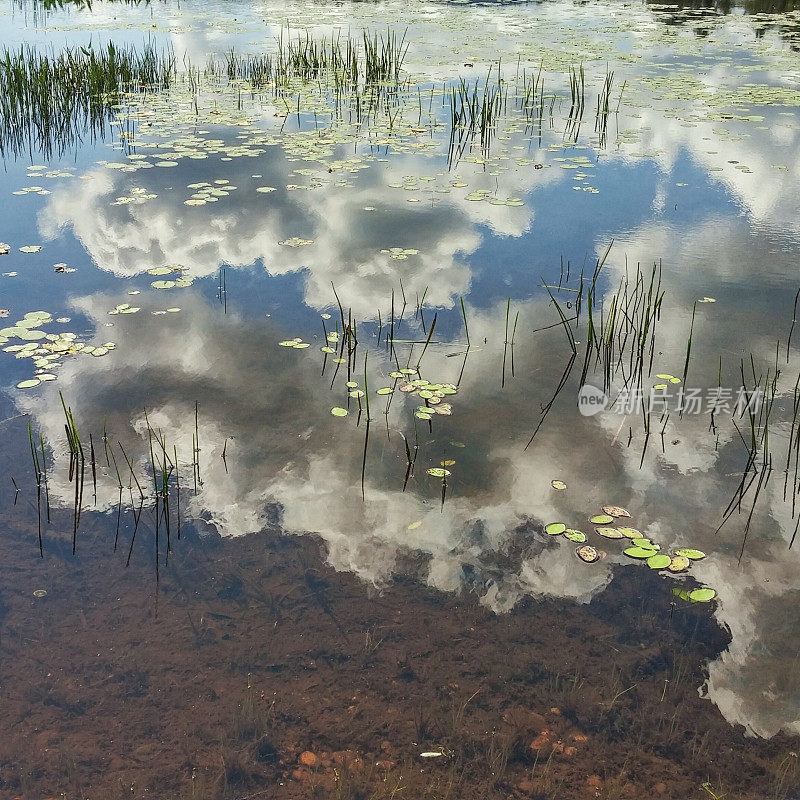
[3,0,800,740]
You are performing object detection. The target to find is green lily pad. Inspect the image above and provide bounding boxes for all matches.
[688,588,716,603]
[630,538,659,550]
[624,546,656,559]
[427,468,450,478]
[647,554,672,569]
[674,548,706,560]
[590,514,614,525]
[331,407,348,417]
[545,522,566,536]
[564,529,587,543]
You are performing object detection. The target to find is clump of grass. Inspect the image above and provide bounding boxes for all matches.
[217,27,407,94]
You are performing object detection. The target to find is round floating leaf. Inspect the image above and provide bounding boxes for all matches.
[576,545,599,563]
[33,589,47,598]
[346,381,359,388]
[630,538,659,550]
[595,526,623,539]
[389,371,404,378]
[399,383,418,393]
[418,390,433,399]
[624,547,655,559]
[590,514,614,525]
[377,387,393,395]
[16,379,40,389]
[427,468,450,478]
[674,548,706,560]
[331,407,348,417]
[668,555,691,573]
[564,529,586,543]
[545,522,566,536]
[551,480,567,490]
[433,403,452,415]
[602,505,630,518]
[647,554,672,570]
[321,346,335,354]
[688,588,716,603]
[617,527,642,539]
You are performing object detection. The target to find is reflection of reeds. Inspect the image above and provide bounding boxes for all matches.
[60,392,85,556]
[0,42,175,157]
[219,28,407,92]
[448,71,504,165]
[28,422,43,557]
[594,68,614,147]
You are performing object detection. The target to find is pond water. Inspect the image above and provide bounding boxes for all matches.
[2,0,800,797]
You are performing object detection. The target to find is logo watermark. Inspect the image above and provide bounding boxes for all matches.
[578,385,763,416]
[578,384,608,416]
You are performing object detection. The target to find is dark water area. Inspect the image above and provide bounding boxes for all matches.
[2,0,800,796]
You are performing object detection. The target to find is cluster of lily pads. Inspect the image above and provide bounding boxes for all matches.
[381,247,419,260]
[653,372,682,391]
[545,495,716,602]
[395,370,457,421]
[279,337,311,349]
[147,265,193,290]
[184,180,238,206]
[2,310,115,389]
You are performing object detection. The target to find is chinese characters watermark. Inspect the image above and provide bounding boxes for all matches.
[578,384,763,417]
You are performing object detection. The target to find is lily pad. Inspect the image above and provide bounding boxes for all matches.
[331,407,348,417]
[674,548,706,560]
[595,526,623,539]
[617,527,642,539]
[688,588,716,603]
[668,555,691,573]
[630,538,659,550]
[545,522,566,536]
[624,546,656,559]
[647,554,672,569]
[576,545,599,563]
[564,529,587,543]
[427,468,450,478]
[551,480,567,490]
[590,514,614,525]
[602,505,630,518]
